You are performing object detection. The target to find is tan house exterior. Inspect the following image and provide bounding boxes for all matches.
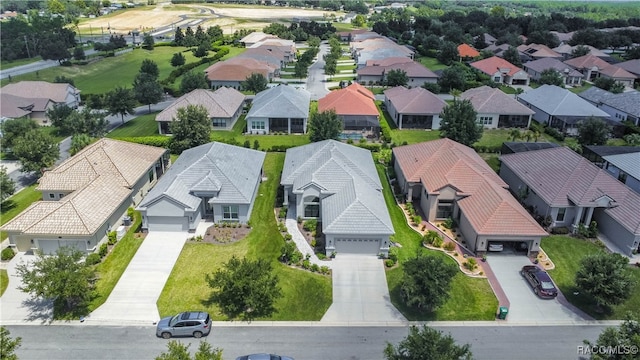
[1,81,81,125]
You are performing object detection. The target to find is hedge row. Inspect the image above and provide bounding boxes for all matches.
[162,47,230,85]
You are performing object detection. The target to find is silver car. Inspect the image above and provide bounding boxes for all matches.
[156,311,212,339]
[236,354,294,360]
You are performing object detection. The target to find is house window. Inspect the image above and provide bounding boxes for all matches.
[618,172,628,183]
[59,193,65,198]
[212,119,226,127]
[478,116,493,125]
[49,193,55,199]
[304,196,320,218]
[148,169,155,183]
[252,121,265,130]
[222,205,239,221]
[493,76,501,82]
[436,199,453,219]
[556,208,566,222]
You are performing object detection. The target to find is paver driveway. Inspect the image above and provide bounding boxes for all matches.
[487,254,591,322]
[321,254,406,324]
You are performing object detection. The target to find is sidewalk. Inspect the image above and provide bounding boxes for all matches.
[284,206,330,268]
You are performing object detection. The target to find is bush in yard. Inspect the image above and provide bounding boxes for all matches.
[432,237,444,248]
[303,219,317,232]
[320,266,330,275]
[423,230,441,246]
[310,263,320,272]
[443,242,456,251]
[388,247,399,263]
[1,247,16,261]
[443,217,455,229]
[385,259,395,267]
[575,252,635,311]
[384,325,473,360]
[107,231,117,245]
[280,241,299,264]
[278,207,287,219]
[284,233,292,241]
[85,253,101,265]
[99,243,108,258]
[302,259,311,269]
[464,258,477,271]
[401,254,458,311]
[551,227,569,235]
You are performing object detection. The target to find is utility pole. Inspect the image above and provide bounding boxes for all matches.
[24,35,30,58]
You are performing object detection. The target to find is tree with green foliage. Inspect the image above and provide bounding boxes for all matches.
[139,59,159,79]
[576,252,635,311]
[142,33,154,50]
[307,36,321,48]
[0,166,16,202]
[400,254,458,312]
[54,75,75,86]
[16,246,96,316]
[171,52,186,67]
[437,65,466,92]
[437,41,458,66]
[294,60,308,79]
[0,118,39,149]
[577,117,611,146]
[73,46,85,60]
[105,86,136,124]
[193,43,209,58]
[351,14,366,27]
[571,45,590,58]
[583,313,640,360]
[384,325,473,360]
[502,46,522,67]
[155,340,223,360]
[40,38,72,63]
[180,70,209,94]
[173,27,184,46]
[205,256,282,322]
[46,104,75,129]
[539,68,564,87]
[324,56,337,80]
[184,26,197,48]
[169,104,211,154]
[624,133,640,146]
[308,109,343,142]
[0,327,22,360]
[12,129,60,173]
[133,72,164,113]
[70,134,93,156]
[594,77,625,94]
[61,107,109,137]
[386,69,409,87]
[439,99,482,146]
[241,73,268,93]
[207,25,223,42]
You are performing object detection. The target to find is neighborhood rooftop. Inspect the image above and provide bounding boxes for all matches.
[460,86,534,116]
[246,85,310,119]
[517,85,610,119]
[155,88,245,122]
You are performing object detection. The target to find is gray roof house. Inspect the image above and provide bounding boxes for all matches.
[578,87,640,126]
[1,81,81,125]
[156,88,245,134]
[516,85,611,136]
[246,85,310,134]
[460,86,535,129]
[137,142,265,232]
[281,140,394,256]
[617,59,640,78]
[522,58,583,86]
[602,152,640,194]
[383,86,446,129]
[500,146,640,256]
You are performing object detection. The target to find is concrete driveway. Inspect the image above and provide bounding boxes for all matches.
[321,254,406,324]
[88,231,188,325]
[487,254,591,323]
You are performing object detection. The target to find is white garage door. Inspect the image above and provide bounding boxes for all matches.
[334,238,381,254]
[38,239,86,255]
[147,216,189,232]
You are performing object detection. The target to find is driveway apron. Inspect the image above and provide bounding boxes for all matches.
[89,231,188,324]
[321,255,406,324]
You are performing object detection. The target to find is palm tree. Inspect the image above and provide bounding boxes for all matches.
[509,129,521,142]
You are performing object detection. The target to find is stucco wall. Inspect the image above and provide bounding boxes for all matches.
[212,203,251,224]
[593,208,639,255]
[247,116,269,134]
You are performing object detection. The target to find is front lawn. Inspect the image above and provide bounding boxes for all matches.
[378,165,498,320]
[107,113,160,138]
[157,153,332,320]
[542,236,640,319]
[0,184,41,241]
[568,83,593,94]
[0,269,8,297]
[416,56,448,71]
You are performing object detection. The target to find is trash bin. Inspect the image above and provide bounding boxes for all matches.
[498,306,508,320]
[123,216,132,226]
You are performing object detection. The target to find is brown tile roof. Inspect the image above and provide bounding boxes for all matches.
[358,60,438,78]
[460,86,534,115]
[318,83,378,116]
[564,54,611,70]
[617,59,640,76]
[204,58,276,81]
[365,56,413,67]
[1,81,78,103]
[599,65,637,79]
[458,43,480,58]
[517,43,562,58]
[393,139,546,236]
[156,88,245,122]
[384,86,446,114]
[500,147,640,235]
[471,56,524,77]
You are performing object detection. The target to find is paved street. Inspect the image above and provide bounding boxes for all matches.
[306,42,330,100]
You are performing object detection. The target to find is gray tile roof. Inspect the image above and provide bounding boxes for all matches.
[156,88,245,122]
[246,85,310,119]
[281,140,394,235]
[603,152,640,180]
[523,58,583,77]
[461,86,534,115]
[617,59,640,76]
[139,142,265,210]
[517,85,610,118]
[584,145,640,157]
[578,88,640,117]
[384,86,446,114]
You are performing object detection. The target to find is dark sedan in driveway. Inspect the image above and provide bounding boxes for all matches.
[521,265,558,299]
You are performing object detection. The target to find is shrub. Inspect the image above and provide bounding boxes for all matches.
[311,239,317,248]
[1,247,16,261]
[443,242,456,251]
[310,263,320,272]
[297,216,303,224]
[107,231,117,245]
[423,230,441,245]
[544,126,565,141]
[412,215,422,225]
[432,236,444,248]
[127,207,135,219]
[284,233,292,241]
[99,243,108,258]
[388,247,399,263]
[302,259,311,269]
[385,259,395,267]
[320,265,330,274]
[278,207,287,219]
[317,253,326,260]
[303,219,317,232]
[443,217,455,229]
[551,226,569,234]
[85,253,101,265]
[464,257,477,270]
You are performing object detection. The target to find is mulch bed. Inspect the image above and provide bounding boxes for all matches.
[196,224,252,244]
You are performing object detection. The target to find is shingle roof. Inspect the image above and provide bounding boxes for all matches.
[393,139,546,236]
[553,44,608,57]
[564,54,611,70]
[599,65,637,79]
[458,44,480,58]
[0,93,34,118]
[580,88,640,117]
[156,88,245,122]
[240,31,277,44]
[603,152,640,180]
[281,140,394,235]
[523,58,583,77]
[460,86,534,116]
[384,86,446,114]
[1,81,79,103]
[517,43,562,58]
[471,56,524,77]
[500,147,640,235]
[365,57,413,67]
[318,83,378,116]
[246,84,310,119]
[204,58,276,81]
[357,60,438,78]
[585,145,640,157]
[139,142,265,209]
[617,59,640,76]
[517,85,610,118]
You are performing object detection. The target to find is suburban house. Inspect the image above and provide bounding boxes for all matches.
[517,43,562,61]
[457,43,480,60]
[485,43,510,58]
[281,140,394,256]
[350,35,414,68]
[155,88,245,134]
[599,65,637,87]
[393,139,547,256]
[383,86,446,129]
[460,85,535,129]
[564,54,636,86]
[500,147,640,256]
[0,81,81,125]
[236,47,287,69]
[137,142,265,232]
[553,44,609,60]
[550,31,575,45]
[318,82,379,132]
[470,56,530,85]
[248,39,296,61]
[522,58,583,86]
[337,29,370,42]
[246,84,310,134]
[578,87,640,126]
[204,57,277,90]
[1,139,168,254]
[617,59,640,85]
[516,85,611,135]
[240,31,279,47]
[601,151,640,194]
[356,57,438,87]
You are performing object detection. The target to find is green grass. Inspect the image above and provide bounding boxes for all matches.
[0,269,8,297]
[1,56,42,70]
[332,22,356,32]
[378,103,442,145]
[245,135,310,151]
[367,87,387,95]
[416,56,448,71]
[378,164,497,320]
[569,82,593,94]
[474,129,512,148]
[542,236,640,319]
[89,213,145,311]
[336,64,356,71]
[107,113,160,138]
[0,184,41,241]
[499,85,517,94]
[479,153,501,173]
[157,153,332,320]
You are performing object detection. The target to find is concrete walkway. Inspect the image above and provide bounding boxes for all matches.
[284,207,327,267]
[88,231,189,325]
